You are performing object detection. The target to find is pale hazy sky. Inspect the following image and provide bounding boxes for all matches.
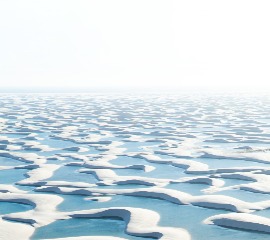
[0,0,270,90]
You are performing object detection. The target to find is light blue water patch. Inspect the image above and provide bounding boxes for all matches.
[166,182,206,195]
[2,133,29,138]
[40,138,76,149]
[83,123,99,128]
[0,169,29,184]
[98,184,153,190]
[40,137,102,155]
[154,152,195,160]
[58,194,100,212]
[194,157,270,169]
[15,184,36,192]
[19,149,56,157]
[253,208,270,218]
[203,141,270,150]
[113,163,184,180]
[45,156,80,165]
[111,156,149,166]
[146,163,186,179]
[112,156,186,179]
[221,178,251,187]
[122,141,159,152]
[0,201,33,214]
[31,217,148,240]
[77,146,102,155]
[47,165,97,184]
[0,156,23,166]
[216,189,270,203]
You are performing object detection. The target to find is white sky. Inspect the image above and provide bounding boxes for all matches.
[0,0,270,90]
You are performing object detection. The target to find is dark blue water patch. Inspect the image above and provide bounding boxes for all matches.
[0,201,33,214]
[47,165,97,184]
[0,169,29,184]
[31,217,147,240]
